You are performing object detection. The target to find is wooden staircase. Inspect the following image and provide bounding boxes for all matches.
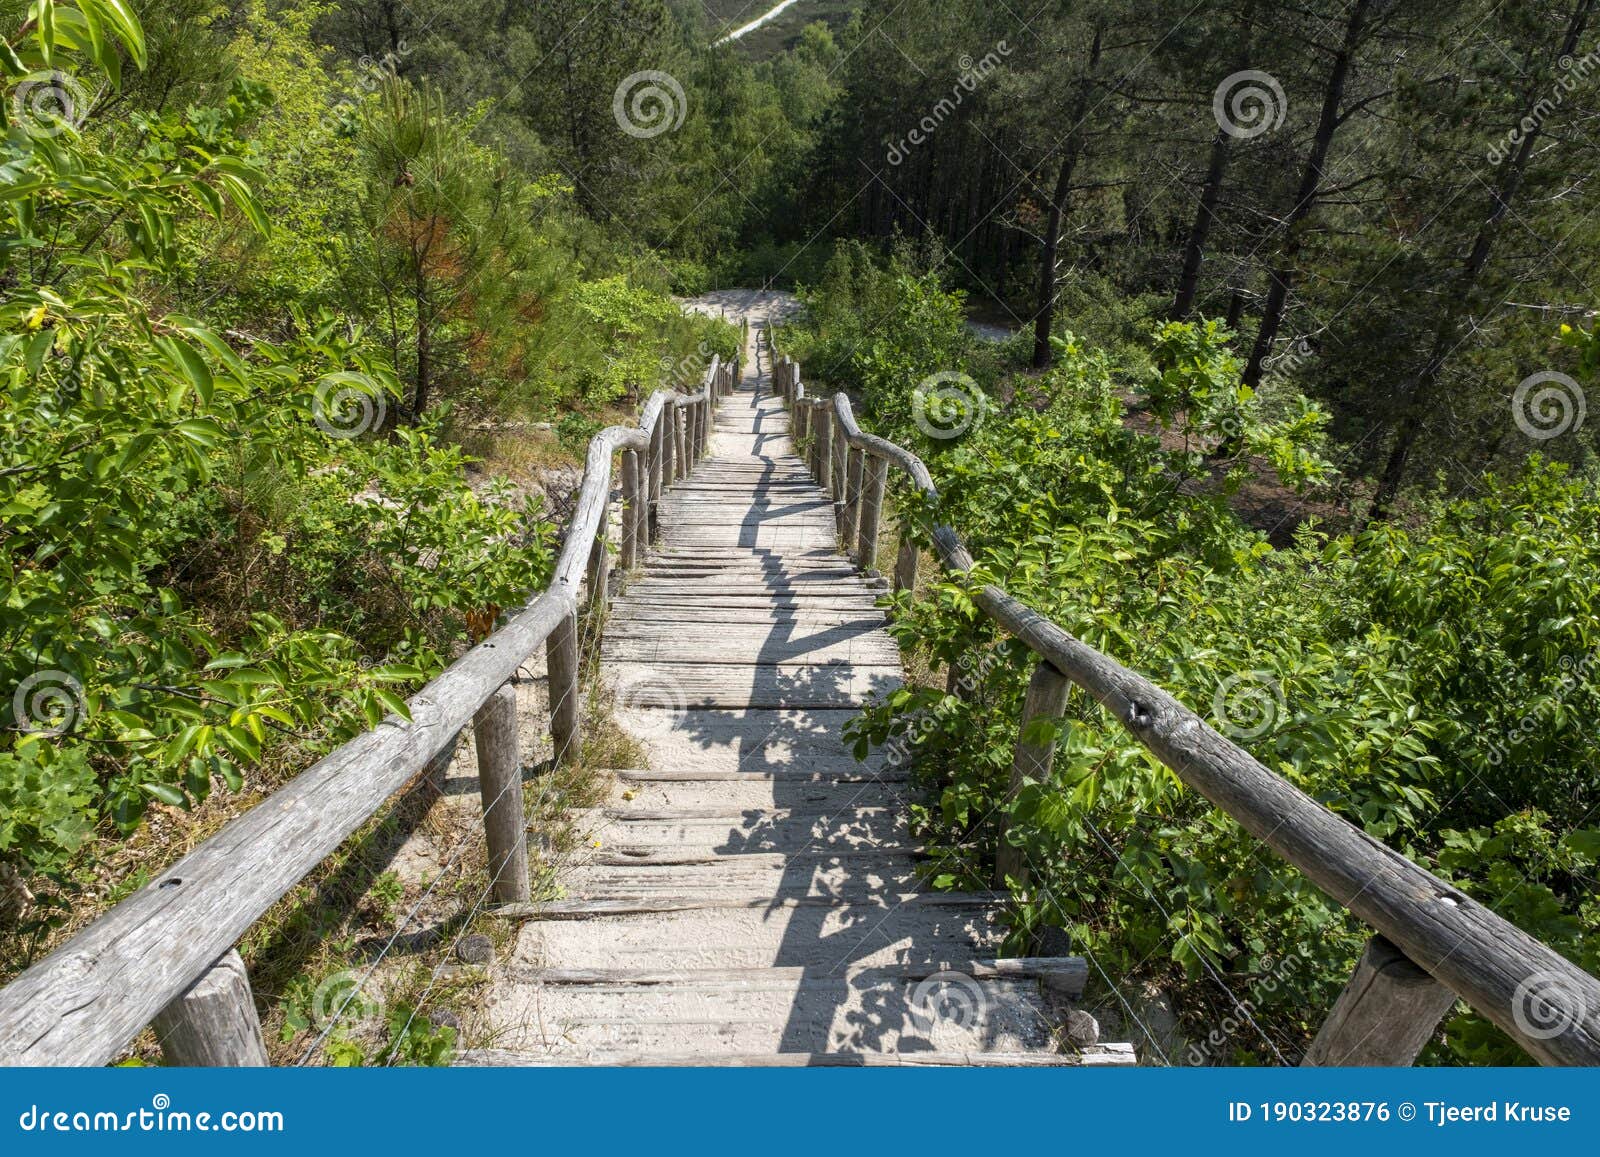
[461,326,1133,1066]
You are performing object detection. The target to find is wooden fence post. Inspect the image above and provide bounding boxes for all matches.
[994,661,1072,888]
[815,406,833,491]
[547,610,580,766]
[894,536,918,594]
[842,445,865,550]
[858,453,888,573]
[151,949,268,1066]
[473,683,530,905]
[621,448,642,571]
[584,522,609,619]
[655,407,672,518]
[831,422,848,534]
[1303,935,1457,1065]
[674,403,689,480]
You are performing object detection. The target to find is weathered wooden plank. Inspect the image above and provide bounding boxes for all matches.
[611,767,909,784]
[620,448,641,570]
[456,1046,1136,1067]
[995,662,1072,889]
[1303,935,1457,1066]
[475,684,530,905]
[547,610,580,766]
[603,662,901,708]
[150,950,268,1067]
[496,892,998,919]
[600,636,901,666]
[489,958,1086,995]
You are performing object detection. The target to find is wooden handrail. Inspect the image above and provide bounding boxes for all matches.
[774,351,1600,1066]
[0,353,736,1067]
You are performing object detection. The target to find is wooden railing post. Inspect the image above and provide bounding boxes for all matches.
[815,405,833,491]
[842,444,865,551]
[858,453,889,573]
[547,610,580,766]
[584,522,609,618]
[655,405,673,514]
[621,448,642,570]
[473,683,530,905]
[1303,935,1457,1066]
[831,419,848,533]
[894,536,918,594]
[994,661,1072,888]
[151,949,268,1066]
[674,403,689,480]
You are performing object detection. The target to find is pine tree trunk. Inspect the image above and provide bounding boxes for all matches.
[1169,130,1232,320]
[1242,0,1371,388]
[1031,28,1101,370]
[1031,150,1076,368]
[411,267,431,422]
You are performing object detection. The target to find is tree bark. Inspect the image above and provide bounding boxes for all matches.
[1168,130,1232,320]
[1031,28,1102,370]
[410,262,431,421]
[1243,0,1372,388]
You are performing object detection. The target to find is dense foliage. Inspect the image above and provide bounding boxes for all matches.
[0,0,732,952]
[786,262,1600,1064]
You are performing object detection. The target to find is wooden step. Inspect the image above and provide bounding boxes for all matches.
[607,768,909,810]
[570,804,913,852]
[609,708,896,774]
[457,1046,1136,1066]
[510,895,1006,970]
[603,662,900,708]
[601,631,901,666]
[565,855,925,899]
[478,969,1081,1057]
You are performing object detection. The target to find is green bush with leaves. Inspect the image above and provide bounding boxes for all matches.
[803,266,1600,1064]
[0,4,552,941]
